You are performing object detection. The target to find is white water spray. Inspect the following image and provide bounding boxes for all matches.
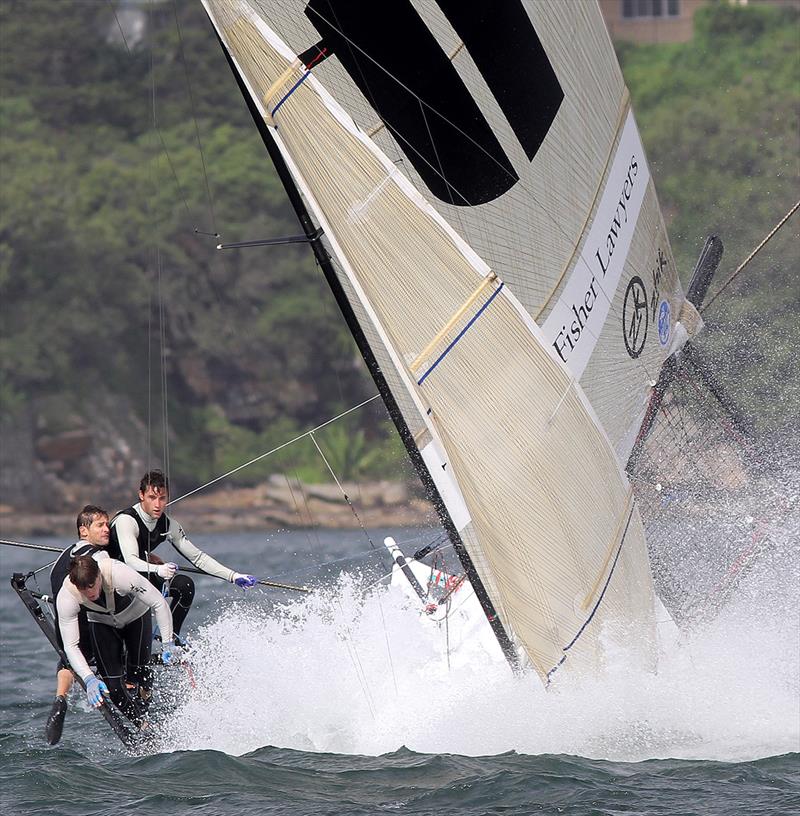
[157,511,798,762]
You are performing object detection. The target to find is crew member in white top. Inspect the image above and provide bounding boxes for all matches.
[107,470,256,637]
[45,504,111,745]
[56,554,176,726]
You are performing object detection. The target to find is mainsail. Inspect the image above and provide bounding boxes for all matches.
[201,0,694,683]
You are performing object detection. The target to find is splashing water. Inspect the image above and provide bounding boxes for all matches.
[155,517,799,763]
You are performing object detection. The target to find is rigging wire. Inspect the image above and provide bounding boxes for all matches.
[158,248,171,484]
[309,432,376,553]
[286,471,324,553]
[335,597,377,720]
[108,0,131,52]
[171,0,222,238]
[167,395,381,505]
[110,2,191,217]
[148,0,171,493]
[147,280,153,475]
[701,198,800,314]
[308,431,399,695]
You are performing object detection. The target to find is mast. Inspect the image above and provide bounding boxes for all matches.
[212,32,519,669]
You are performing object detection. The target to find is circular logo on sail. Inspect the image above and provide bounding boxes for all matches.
[622,276,648,359]
[658,300,671,346]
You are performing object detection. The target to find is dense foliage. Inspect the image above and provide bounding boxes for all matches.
[0,0,386,485]
[618,2,799,433]
[1,1,797,488]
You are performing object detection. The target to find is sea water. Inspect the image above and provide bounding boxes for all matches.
[1,513,798,815]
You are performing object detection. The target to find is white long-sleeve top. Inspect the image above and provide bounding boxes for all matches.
[111,503,236,581]
[56,559,173,682]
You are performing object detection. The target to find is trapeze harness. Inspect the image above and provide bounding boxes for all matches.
[49,542,103,668]
[108,507,195,634]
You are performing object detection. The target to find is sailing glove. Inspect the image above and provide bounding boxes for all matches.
[233,573,257,589]
[157,562,178,580]
[85,676,108,708]
[161,645,183,666]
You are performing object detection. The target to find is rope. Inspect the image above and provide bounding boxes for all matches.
[171,0,221,237]
[158,249,171,491]
[110,1,194,220]
[308,432,376,552]
[307,431,399,695]
[167,395,381,505]
[701,198,799,313]
[335,598,377,720]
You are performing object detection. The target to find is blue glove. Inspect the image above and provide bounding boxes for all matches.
[233,573,257,589]
[85,676,108,708]
[162,645,184,665]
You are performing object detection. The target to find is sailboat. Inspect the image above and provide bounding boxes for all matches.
[198,0,725,684]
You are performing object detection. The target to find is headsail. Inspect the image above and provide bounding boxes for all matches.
[202,0,691,682]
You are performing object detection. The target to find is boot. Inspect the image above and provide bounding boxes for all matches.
[45,695,67,745]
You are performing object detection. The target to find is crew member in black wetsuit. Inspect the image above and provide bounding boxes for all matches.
[108,470,256,638]
[44,505,111,745]
[56,554,175,727]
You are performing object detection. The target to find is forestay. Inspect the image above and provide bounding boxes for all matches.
[202,0,693,682]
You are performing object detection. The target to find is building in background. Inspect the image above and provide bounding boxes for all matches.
[599,0,799,43]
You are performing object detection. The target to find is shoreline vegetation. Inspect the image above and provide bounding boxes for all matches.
[1,3,797,524]
[0,477,435,538]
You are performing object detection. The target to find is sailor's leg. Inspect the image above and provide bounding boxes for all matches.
[90,623,145,725]
[47,609,92,744]
[124,612,153,705]
[149,573,195,635]
[167,574,195,635]
[46,663,73,745]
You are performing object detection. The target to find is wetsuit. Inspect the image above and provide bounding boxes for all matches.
[49,542,108,671]
[108,503,236,634]
[56,559,172,724]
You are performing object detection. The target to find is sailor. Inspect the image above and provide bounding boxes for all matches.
[56,554,177,726]
[107,470,256,638]
[45,505,111,745]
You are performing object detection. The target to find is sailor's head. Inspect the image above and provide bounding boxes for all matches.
[70,555,102,601]
[76,505,110,547]
[139,470,169,519]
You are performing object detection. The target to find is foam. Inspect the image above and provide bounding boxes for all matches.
[156,517,798,761]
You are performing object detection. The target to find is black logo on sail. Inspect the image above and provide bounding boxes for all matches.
[622,276,648,359]
[305,0,563,206]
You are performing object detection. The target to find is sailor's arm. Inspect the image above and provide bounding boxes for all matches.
[55,588,93,682]
[112,514,160,575]
[111,561,173,643]
[167,519,236,582]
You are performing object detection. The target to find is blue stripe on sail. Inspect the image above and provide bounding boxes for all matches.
[417,282,504,385]
[272,71,312,118]
[545,504,636,683]
[545,656,566,684]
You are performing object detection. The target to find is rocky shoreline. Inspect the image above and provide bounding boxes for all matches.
[0,475,435,538]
